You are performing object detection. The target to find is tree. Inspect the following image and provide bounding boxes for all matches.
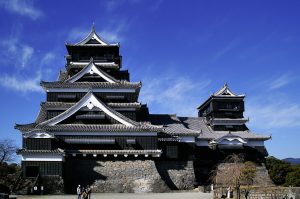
[285,165,300,187]
[265,156,291,185]
[213,154,245,199]
[213,154,261,199]
[0,139,17,164]
[240,161,257,199]
[0,139,19,193]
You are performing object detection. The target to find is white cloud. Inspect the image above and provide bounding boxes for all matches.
[244,74,300,131]
[0,73,43,93]
[246,99,300,130]
[150,0,163,11]
[103,0,120,12]
[140,74,211,116]
[0,34,57,94]
[68,22,127,44]
[212,39,239,62]
[41,52,55,66]
[0,0,42,20]
[268,74,294,90]
[1,37,34,68]
[67,28,89,43]
[99,30,120,43]
[21,46,34,68]
[102,0,142,12]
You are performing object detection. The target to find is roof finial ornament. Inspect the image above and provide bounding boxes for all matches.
[89,57,94,62]
[92,22,95,32]
[224,82,228,87]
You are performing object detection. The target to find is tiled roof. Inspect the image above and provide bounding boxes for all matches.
[177,117,211,132]
[39,92,140,127]
[149,114,200,136]
[17,148,65,155]
[66,44,118,47]
[179,117,270,140]
[42,102,142,109]
[40,81,141,89]
[42,124,162,132]
[213,83,244,97]
[15,92,155,133]
[65,58,120,83]
[67,25,118,46]
[66,149,161,155]
[107,102,142,108]
[15,123,37,132]
[16,123,162,133]
[58,70,68,81]
[68,62,119,69]
[202,131,271,140]
[35,106,47,123]
[42,102,74,109]
[16,112,269,141]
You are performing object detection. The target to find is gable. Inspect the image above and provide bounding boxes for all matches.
[24,131,54,139]
[40,92,136,127]
[66,59,118,83]
[75,27,108,46]
[86,38,102,45]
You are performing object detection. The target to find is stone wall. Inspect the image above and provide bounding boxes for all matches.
[64,159,195,193]
[213,187,300,199]
[248,187,300,199]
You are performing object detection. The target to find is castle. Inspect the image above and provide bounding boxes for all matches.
[15,26,270,193]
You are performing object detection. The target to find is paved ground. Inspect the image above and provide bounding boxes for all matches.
[14,192,213,199]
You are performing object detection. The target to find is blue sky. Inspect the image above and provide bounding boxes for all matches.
[0,0,300,159]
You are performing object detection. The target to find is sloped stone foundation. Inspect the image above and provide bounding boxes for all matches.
[64,159,195,193]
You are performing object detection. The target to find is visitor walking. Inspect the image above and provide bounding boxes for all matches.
[40,185,44,195]
[227,186,232,198]
[87,185,92,199]
[77,185,81,199]
[81,186,88,199]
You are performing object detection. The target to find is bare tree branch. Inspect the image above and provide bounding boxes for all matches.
[0,139,17,164]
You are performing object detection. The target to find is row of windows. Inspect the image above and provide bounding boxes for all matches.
[60,136,158,150]
[213,125,247,131]
[47,92,138,103]
[24,138,52,150]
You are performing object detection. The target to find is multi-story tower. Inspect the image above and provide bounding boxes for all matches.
[16,27,165,177]
[198,83,248,132]
[196,84,269,157]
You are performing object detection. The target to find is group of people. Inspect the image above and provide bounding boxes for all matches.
[77,185,92,199]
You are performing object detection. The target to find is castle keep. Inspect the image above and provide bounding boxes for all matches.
[15,27,270,193]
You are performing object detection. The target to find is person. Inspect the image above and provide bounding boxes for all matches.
[227,186,232,198]
[81,187,88,199]
[33,186,37,195]
[77,185,81,199]
[86,185,91,199]
[40,185,44,195]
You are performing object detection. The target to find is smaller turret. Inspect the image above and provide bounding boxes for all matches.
[197,83,248,131]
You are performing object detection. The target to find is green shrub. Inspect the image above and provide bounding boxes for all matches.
[285,166,300,186]
[265,156,292,185]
